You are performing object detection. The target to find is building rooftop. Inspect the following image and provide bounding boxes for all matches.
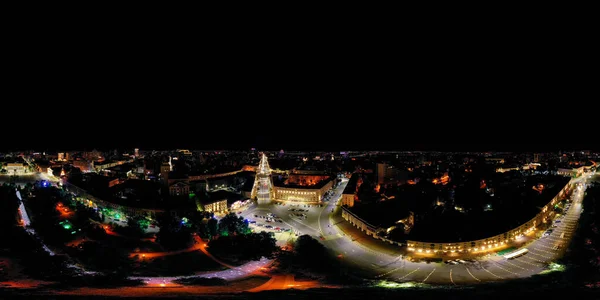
[201,190,244,205]
[408,175,570,243]
[105,163,135,173]
[107,179,165,209]
[557,161,594,169]
[342,173,360,195]
[272,175,333,189]
[349,200,412,229]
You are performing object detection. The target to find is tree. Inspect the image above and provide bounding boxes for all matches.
[287,234,342,275]
[207,232,278,263]
[207,217,219,239]
[218,212,250,236]
[186,211,214,239]
[127,215,149,231]
[295,234,327,259]
[73,241,132,275]
[156,215,193,250]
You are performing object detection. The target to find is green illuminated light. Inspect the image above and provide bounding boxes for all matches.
[540,262,565,274]
[376,280,423,289]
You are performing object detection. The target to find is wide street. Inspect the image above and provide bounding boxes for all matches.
[239,173,597,285]
[6,170,596,286]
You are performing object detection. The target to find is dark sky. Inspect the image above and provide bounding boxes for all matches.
[3,31,597,152]
[4,108,596,152]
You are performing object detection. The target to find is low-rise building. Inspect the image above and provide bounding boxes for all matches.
[72,159,93,173]
[48,165,65,178]
[406,178,573,257]
[93,159,133,172]
[201,198,228,213]
[169,181,190,196]
[5,163,27,175]
[271,170,335,204]
[341,173,359,207]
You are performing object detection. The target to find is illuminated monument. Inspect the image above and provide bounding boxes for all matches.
[252,153,273,204]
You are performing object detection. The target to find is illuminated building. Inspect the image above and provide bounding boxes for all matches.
[160,162,170,185]
[251,153,274,204]
[496,166,519,173]
[557,166,589,177]
[341,173,360,207]
[48,165,64,178]
[5,163,27,175]
[431,173,450,185]
[83,149,102,161]
[376,163,387,184]
[65,177,164,220]
[485,158,505,164]
[200,198,228,213]
[93,159,133,172]
[273,180,333,204]
[169,181,190,196]
[188,169,244,181]
[176,149,192,156]
[286,173,330,186]
[406,179,573,257]
[73,160,93,172]
[272,170,335,204]
[341,207,413,245]
[376,163,403,185]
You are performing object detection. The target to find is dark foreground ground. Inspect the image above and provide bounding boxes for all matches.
[1,286,599,300]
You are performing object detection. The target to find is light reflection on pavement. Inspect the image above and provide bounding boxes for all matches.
[131,257,272,286]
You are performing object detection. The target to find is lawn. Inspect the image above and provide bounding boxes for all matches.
[101,235,163,253]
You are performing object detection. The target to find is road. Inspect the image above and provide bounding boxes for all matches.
[239,173,595,285]
[247,274,321,292]
[9,171,596,288]
[130,257,273,286]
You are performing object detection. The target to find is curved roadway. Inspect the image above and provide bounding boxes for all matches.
[241,174,594,285]
[15,171,596,286]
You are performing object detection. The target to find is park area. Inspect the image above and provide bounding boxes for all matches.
[8,180,279,281]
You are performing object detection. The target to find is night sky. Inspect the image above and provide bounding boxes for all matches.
[3,37,597,152]
[3,107,596,152]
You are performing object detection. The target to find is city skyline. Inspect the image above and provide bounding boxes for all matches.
[1,139,598,297]
[3,133,598,152]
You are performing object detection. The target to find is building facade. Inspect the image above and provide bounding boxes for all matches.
[72,160,93,172]
[406,178,574,257]
[341,207,405,246]
[341,193,355,207]
[202,199,228,213]
[557,166,587,177]
[273,179,333,203]
[5,163,27,175]
[169,181,190,196]
[342,207,382,236]
[48,165,64,178]
[63,181,164,219]
[93,159,133,172]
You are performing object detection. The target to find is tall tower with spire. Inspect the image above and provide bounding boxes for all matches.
[252,153,273,203]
